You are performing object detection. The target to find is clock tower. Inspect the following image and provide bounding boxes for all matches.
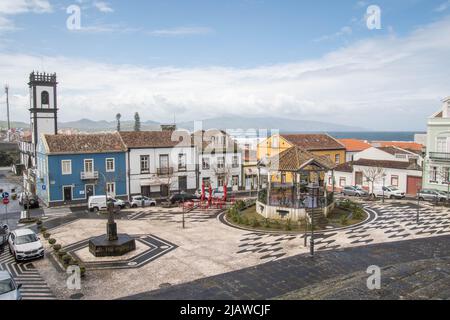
[28,71,58,151]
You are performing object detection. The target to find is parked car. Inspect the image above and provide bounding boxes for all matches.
[88,196,129,212]
[169,192,198,204]
[0,224,9,246]
[194,188,225,199]
[342,186,368,197]
[0,270,22,300]
[8,229,44,261]
[373,186,405,199]
[18,192,39,209]
[130,196,156,208]
[417,189,447,202]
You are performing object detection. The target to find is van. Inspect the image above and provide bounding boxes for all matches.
[88,195,108,212]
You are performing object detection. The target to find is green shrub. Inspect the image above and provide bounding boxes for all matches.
[69,258,79,266]
[241,216,249,225]
[273,220,281,229]
[251,218,260,228]
[235,200,246,211]
[48,238,56,245]
[62,254,72,265]
[79,265,86,277]
[43,232,51,239]
[340,215,349,226]
[40,227,47,233]
[353,207,365,220]
[53,244,62,252]
[285,219,292,231]
[263,218,270,228]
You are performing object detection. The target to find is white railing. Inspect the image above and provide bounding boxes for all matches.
[80,171,99,180]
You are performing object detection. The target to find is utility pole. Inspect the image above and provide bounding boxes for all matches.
[4,84,11,141]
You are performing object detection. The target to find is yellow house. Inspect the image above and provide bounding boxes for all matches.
[257,133,345,184]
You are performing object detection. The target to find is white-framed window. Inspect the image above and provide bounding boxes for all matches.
[339,177,346,187]
[61,160,72,175]
[391,175,399,187]
[232,155,239,168]
[437,137,447,153]
[202,157,210,170]
[217,156,225,169]
[178,153,187,171]
[140,155,149,173]
[106,158,115,172]
[217,175,225,187]
[106,182,115,197]
[84,159,94,173]
[232,175,239,186]
[335,154,340,164]
[430,166,438,183]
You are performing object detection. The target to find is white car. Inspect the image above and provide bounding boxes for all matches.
[8,229,44,261]
[0,271,22,300]
[374,186,406,199]
[194,188,225,199]
[88,196,128,212]
[130,195,156,208]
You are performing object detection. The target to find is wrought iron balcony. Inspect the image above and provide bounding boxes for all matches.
[429,152,450,161]
[80,171,99,180]
[157,167,174,176]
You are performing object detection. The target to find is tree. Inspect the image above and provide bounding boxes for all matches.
[436,167,450,202]
[363,166,385,196]
[134,112,141,132]
[116,113,121,132]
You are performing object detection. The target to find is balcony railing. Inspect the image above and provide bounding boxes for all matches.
[80,171,99,180]
[157,167,174,176]
[429,152,450,161]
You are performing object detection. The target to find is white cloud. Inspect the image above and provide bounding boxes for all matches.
[435,1,450,12]
[93,1,113,13]
[3,16,450,130]
[0,0,52,15]
[314,26,353,42]
[148,27,214,37]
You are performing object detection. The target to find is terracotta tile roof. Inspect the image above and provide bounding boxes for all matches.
[352,158,421,170]
[334,161,354,173]
[371,141,424,152]
[338,139,371,152]
[281,134,345,151]
[119,130,192,148]
[44,133,126,154]
[377,146,411,155]
[268,146,335,172]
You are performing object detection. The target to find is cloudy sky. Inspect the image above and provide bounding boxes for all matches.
[1,0,450,130]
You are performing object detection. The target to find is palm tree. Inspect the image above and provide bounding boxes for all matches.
[116,113,121,132]
[134,112,141,132]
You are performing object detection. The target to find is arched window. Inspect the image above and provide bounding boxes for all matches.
[41,91,49,108]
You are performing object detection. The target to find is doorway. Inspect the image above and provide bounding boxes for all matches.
[85,184,94,200]
[63,186,72,202]
[178,176,187,192]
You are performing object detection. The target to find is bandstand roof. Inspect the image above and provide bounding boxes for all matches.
[266,146,335,172]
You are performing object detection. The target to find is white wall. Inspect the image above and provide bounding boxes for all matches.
[199,152,242,189]
[128,146,197,195]
[354,147,399,162]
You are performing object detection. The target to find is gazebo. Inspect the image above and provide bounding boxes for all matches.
[257,146,336,221]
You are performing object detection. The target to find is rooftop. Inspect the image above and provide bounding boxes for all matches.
[338,139,371,152]
[44,133,127,154]
[371,141,424,152]
[281,134,345,151]
[352,158,421,170]
[267,146,336,172]
[119,130,192,149]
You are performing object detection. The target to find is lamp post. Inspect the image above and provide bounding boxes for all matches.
[308,183,319,257]
[416,186,420,224]
[382,173,386,203]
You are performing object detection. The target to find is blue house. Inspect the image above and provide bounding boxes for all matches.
[36,133,128,207]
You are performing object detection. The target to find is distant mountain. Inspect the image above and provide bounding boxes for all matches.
[0,120,29,129]
[175,116,366,132]
[2,116,365,133]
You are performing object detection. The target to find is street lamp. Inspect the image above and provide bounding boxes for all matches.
[382,173,387,203]
[307,183,319,257]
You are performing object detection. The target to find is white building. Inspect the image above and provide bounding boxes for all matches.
[119,130,197,198]
[195,129,242,191]
[330,146,423,195]
[423,97,450,192]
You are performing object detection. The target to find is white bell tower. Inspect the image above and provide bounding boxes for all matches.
[29,71,58,151]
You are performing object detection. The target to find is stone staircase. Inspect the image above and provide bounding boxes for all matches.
[306,208,328,228]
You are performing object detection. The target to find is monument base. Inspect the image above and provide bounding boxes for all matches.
[88,234,136,257]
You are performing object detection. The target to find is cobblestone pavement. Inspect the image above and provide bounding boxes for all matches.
[124,233,450,300]
[278,257,450,300]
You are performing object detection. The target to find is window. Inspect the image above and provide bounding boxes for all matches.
[232,175,239,186]
[221,135,226,145]
[159,154,169,168]
[202,157,210,170]
[106,182,115,197]
[430,166,438,182]
[61,160,72,175]
[444,167,450,184]
[391,175,399,187]
[84,159,93,173]
[335,154,341,164]
[140,155,149,173]
[217,157,225,169]
[217,175,225,187]
[202,177,211,187]
[232,155,239,168]
[106,158,115,172]
[437,137,447,153]
[41,91,49,108]
[339,177,346,187]
[178,153,186,171]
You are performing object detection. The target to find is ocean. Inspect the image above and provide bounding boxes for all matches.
[326,132,425,142]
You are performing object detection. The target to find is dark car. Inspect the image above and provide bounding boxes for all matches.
[21,194,40,209]
[169,193,198,204]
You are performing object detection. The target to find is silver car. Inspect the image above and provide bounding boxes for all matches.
[0,271,22,300]
[342,186,368,197]
[130,195,157,208]
[417,189,447,202]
